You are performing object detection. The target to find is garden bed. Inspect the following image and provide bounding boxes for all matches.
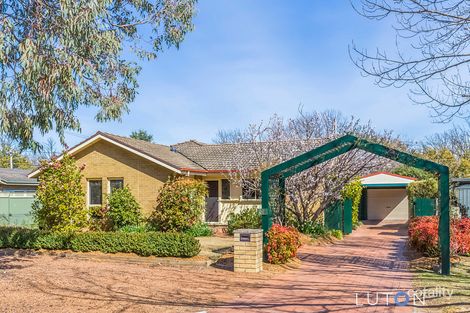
[0,226,201,258]
[0,248,213,267]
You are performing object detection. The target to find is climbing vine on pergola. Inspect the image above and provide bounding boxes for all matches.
[261,134,451,275]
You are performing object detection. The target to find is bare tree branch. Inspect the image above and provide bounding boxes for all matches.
[216,109,401,226]
[350,0,470,122]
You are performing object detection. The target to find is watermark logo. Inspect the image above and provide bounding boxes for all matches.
[355,287,453,306]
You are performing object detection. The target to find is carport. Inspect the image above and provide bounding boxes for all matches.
[359,172,416,221]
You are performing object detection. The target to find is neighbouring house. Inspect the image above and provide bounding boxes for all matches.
[359,172,416,221]
[452,178,470,217]
[0,168,38,225]
[28,132,260,224]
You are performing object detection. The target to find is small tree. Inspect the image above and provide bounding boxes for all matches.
[407,179,439,202]
[32,153,87,232]
[392,165,434,181]
[130,130,154,142]
[107,186,142,230]
[150,177,207,232]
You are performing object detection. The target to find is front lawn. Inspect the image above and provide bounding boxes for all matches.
[413,256,470,312]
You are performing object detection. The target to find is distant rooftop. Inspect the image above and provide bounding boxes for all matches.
[0,168,38,185]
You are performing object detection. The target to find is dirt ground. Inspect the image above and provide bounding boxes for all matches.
[0,250,278,313]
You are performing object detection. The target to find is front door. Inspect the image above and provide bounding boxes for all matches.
[205,181,219,222]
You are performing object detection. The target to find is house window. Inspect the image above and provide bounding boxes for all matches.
[109,179,124,193]
[241,179,260,200]
[88,180,102,205]
[221,179,230,199]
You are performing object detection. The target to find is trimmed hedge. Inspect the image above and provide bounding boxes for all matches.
[0,227,200,257]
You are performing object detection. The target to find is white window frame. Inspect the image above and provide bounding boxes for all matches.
[108,178,124,194]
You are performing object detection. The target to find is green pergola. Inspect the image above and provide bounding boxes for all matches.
[261,134,451,275]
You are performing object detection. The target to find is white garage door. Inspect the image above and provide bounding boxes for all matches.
[367,188,409,220]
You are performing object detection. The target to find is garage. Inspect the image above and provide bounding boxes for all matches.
[360,172,416,221]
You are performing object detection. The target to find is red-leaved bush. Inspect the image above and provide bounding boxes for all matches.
[408,216,470,256]
[265,224,302,264]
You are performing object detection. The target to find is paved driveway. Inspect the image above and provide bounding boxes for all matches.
[212,221,413,313]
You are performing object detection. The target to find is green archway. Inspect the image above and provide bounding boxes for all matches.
[261,134,450,275]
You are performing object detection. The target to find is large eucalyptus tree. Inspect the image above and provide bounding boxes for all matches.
[0,0,196,149]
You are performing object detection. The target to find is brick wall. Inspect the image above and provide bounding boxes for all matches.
[73,139,174,216]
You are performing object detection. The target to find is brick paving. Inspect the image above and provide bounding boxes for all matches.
[211,221,413,313]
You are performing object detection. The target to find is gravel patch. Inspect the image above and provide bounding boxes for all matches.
[0,250,275,312]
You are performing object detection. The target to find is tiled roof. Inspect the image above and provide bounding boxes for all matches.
[98,132,206,172]
[172,141,251,171]
[32,132,395,176]
[0,168,38,185]
[172,139,325,171]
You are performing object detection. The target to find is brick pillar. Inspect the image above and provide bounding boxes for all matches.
[233,229,263,273]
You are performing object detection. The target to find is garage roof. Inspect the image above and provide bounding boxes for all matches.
[360,172,416,187]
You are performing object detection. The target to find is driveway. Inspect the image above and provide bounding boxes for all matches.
[212,221,413,313]
[0,222,412,312]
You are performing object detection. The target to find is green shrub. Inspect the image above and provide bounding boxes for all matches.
[329,229,343,240]
[353,220,363,230]
[296,220,327,238]
[407,178,438,210]
[265,224,302,264]
[227,207,261,235]
[150,177,207,232]
[341,178,363,226]
[0,227,71,250]
[0,226,200,257]
[107,186,142,230]
[118,224,150,233]
[88,205,112,231]
[185,222,213,237]
[32,153,87,232]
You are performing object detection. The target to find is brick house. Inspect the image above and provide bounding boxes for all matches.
[29,132,260,224]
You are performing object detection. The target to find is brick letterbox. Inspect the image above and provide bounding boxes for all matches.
[233,229,263,273]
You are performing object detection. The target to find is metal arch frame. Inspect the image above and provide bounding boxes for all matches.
[261,134,450,275]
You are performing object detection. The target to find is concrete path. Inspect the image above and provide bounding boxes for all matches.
[212,221,413,313]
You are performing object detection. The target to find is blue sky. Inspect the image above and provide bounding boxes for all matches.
[62,0,462,147]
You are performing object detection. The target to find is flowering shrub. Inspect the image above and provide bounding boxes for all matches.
[150,177,207,232]
[32,153,87,232]
[265,224,302,264]
[452,218,470,255]
[408,216,440,256]
[409,216,470,256]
